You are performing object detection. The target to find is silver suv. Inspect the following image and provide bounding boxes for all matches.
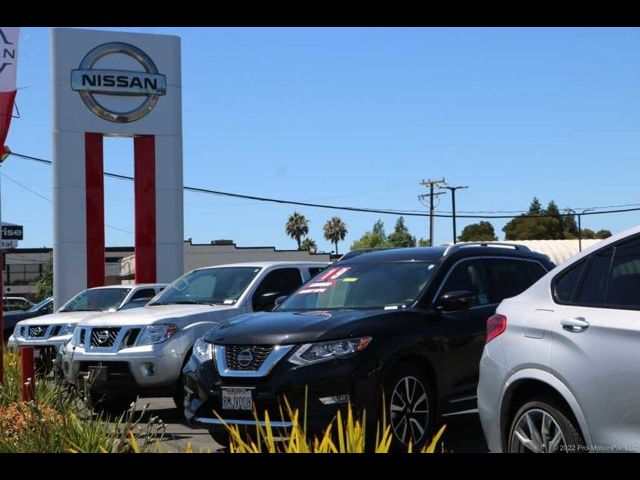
[478,225,640,453]
[62,262,329,413]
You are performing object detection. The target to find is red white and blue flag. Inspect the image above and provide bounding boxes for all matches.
[0,27,19,158]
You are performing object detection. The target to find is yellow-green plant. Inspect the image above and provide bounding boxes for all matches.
[216,398,446,453]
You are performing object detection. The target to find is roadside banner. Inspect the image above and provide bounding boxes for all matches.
[0,27,19,157]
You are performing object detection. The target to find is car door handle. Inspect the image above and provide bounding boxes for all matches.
[561,317,590,332]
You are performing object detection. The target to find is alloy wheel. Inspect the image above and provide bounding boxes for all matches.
[389,375,429,445]
[510,408,567,453]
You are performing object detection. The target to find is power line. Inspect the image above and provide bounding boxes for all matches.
[7,151,640,220]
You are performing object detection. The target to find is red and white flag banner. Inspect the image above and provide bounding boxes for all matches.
[0,27,19,155]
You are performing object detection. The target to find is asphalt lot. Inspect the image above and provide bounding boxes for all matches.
[131,397,489,453]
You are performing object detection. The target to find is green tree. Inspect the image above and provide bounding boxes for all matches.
[350,220,388,250]
[595,229,612,239]
[387,217,417,248]
[299,238,317,252]
[285,212,309,249]
[458,221,498,242]
[34,260,53,301]
[323,217,348,255]
[581,228,596,239]
[503,198,562,240]
[417,238,430,247]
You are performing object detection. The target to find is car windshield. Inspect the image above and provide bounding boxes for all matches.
[279,261,438,311]
[60,288,131,312]
[149,267,262,306]
[28,297,52,312]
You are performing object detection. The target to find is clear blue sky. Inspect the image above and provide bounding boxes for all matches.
[3,27,640,253]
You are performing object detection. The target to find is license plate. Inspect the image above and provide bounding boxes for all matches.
[222,387,253,411]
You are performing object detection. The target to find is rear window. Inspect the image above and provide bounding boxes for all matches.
[485,259,547,303]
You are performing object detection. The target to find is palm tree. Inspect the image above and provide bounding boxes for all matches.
[323,217,347,255]
[285,212,309,249]
[300,238,317,252]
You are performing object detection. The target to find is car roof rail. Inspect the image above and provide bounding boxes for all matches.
[442,241,531,257]
[339,247,395,261]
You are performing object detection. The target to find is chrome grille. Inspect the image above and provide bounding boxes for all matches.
[28,325,48,338]
[90,328,120,348]
[225,345,274,371]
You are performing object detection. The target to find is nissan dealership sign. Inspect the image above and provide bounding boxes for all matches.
[52,28,184,309]
[71,42,167,123]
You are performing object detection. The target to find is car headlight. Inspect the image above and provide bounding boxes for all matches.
[193,337,213,363]
[138,324,178,345]
[289,337,372,366]
[13,324,23,338]
[58,324,76,336]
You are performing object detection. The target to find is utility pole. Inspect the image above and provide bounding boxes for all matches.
[419,178,446,246]
[440,185,469,244]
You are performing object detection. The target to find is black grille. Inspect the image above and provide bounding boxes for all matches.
[225,345,274,371]
[90,327,121,347]
[79,329,86,345]
[28,325,48,338]
[50,325,62,337]
[122,328,141,347]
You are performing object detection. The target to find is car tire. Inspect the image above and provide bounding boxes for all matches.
[172,376,187,413]
[379,362,435,452]
[508,396,585,453]
[89,390,136,418]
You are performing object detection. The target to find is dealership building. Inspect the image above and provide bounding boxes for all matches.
[2,240,334,298]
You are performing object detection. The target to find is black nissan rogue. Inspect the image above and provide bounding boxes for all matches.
[183,243,555,449]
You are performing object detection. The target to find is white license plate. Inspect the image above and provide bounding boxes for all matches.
[222,387,253,411]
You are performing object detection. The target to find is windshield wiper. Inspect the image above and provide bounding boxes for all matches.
[150,300,219,306]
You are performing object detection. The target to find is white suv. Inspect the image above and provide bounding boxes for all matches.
[63,261,329,413]
[478,225,640,453]
[10,284,166,372]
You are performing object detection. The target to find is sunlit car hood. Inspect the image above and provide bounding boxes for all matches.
[16,311,109,326]
[77,303,241,328]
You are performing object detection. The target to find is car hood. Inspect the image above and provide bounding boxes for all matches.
[17,311,108,326]
[204,309,394,345]
[78,303,239,327]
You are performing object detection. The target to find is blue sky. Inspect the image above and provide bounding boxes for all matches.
[3,27,640,252]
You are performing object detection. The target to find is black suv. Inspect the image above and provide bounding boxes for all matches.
[183,243,555,448]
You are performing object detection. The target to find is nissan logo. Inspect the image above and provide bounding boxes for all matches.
[71,42,167,123]
[96,330,111,345]
[31,327,45,336]
[236,349,254,368]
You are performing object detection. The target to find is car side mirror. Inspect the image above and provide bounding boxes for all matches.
[254,292,281,312]
[274,295,288,309]
[438,290,475,312]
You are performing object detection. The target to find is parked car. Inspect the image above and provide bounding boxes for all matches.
[478,226,640,453]
[62,262,329,413]
[182,243,555,449]
[3,296,54,344]
[10,284,166,373]
[3,296,33,312]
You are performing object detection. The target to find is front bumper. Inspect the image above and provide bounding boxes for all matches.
[12,334,72,350]
[183,347,381,435]
[64,343,185,394]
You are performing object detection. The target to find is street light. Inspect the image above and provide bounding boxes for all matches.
[439,185,469,244]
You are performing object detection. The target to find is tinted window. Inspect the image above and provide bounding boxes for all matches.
[281,262,437,311]
[129,288,157,302]
[308,267,327,278]
[440,260,490,307]
[554,261,585,303]
[253,268,303,310]
[574,249,613,306]
[608,237,640,309]
[485,259,545,303]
